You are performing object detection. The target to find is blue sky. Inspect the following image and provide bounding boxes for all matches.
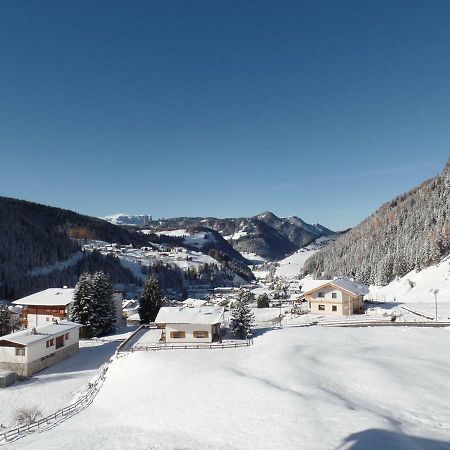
[0,0,449,230]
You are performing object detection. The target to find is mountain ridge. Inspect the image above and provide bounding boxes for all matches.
[102,211,336,260]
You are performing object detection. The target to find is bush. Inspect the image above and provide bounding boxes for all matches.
[14,407,42,426]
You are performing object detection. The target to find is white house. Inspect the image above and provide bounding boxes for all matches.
[0,320,81,377]
[154,306,224,343]
[303,278,369,315]
[13,288,75,329]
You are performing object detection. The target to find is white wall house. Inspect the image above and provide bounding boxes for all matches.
[155,306,224,343]
[13,288,75,329]
[303,278,369,315]
[0,321,81,377]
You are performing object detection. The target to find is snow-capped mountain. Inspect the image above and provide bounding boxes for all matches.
[103,211,336,261]
[101,213,152,227]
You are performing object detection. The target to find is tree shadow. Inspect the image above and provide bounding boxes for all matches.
[339,428,450,450]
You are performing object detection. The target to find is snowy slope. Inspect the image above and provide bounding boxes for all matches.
[368,256,450,303]
[12,326,450,450]
[275,235,336,279]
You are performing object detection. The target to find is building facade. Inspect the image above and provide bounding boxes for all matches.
[0,321,81,377]
[304,278,368,316]
[155,306,224,343]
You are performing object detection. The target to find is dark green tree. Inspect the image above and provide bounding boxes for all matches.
[91,271,117,336]
[230,292,255,339]
[257,293,270,308]
[0,305,11,336]
[70,272,94,337]
[139,274,163,323]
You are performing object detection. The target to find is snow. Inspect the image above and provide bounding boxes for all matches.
[0,340,117,428]
[0,321,81,346]
[29,252,84,276]
[13,288,74,307]
[368,256,450,304]
[12,326,450,449]
[155,229,188,237]
[155,306,224,324]
[275,236,336,279]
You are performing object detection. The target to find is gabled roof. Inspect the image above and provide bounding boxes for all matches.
[303,277,369,297]
[0,320,81,346]
[155,306,224,325]
[13,288,74,307]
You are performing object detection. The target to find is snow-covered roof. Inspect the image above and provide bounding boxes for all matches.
[0,320,81,346]
[181,298,208,307]
[303,277,369,297]
[155,306,224,325]
[13,288,74,307]
[331,278,369,297]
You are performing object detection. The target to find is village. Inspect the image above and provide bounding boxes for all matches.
[1,241,449,448]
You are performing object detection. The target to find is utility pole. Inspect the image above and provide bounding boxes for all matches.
[430,289,439,321]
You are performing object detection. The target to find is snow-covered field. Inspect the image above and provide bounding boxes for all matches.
[0,341,117,429]
[9,326,450,450]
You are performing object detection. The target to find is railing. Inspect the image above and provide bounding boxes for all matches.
[0,358,114,445]
[131,340,252,351]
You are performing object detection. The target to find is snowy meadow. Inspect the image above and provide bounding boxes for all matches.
[7,326,450,450]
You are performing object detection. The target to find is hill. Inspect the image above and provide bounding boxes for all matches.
[0,197,152,299]
[304,159,450,285]
[105,211,335,260]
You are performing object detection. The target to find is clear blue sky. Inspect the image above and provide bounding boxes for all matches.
[0,1,449,230]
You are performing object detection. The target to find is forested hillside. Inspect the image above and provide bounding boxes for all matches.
[304,159,450,285]
[0,197,149,299]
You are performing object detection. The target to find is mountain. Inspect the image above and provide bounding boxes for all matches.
[0,197,152,299]
[104,211,335,260]
[0,197,256,299]
[304,159,450,285]
[102,213,152,227]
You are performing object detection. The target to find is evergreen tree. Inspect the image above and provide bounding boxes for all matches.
[91,271,117,336]
[230,292,255,339]
[70,273,95,338]
[0,305,11,336]
[139,274,163,323]
[257,293,270,308]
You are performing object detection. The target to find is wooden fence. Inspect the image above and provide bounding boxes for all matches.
[0,360,112,445]
[131,340,252,352]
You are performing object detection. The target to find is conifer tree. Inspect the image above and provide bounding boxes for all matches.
[257,293,270,308]
[91,271,116,336]
[70,272,94,338]
[0,305,11,336]
[230,292,255,339]
[139,274,163,323]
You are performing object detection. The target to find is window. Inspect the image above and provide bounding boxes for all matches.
[170,331,186,339]
[332,305,337,312]
[193,331,209,339]
[55,335,65,349]
[46,339,54,348]
[65,333,69,340]
[332,293,337,299]
[318,305,325,311]
[318,292,325,298]
[15,347,25,356]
